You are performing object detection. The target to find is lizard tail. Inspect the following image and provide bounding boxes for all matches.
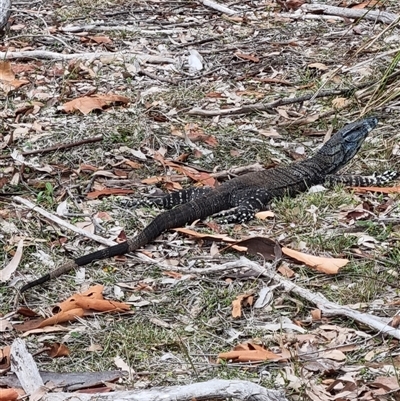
[20,242,130,293]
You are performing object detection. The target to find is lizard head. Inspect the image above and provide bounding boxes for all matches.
[317,117,378,174]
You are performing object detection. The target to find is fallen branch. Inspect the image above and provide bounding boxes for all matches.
[138,69,178,85]
[0,50,175,64]
[210,257,400,340]
[200,0,237,15]
[188,83,374,116]
[10,338,287,401]
[44,380,287,401]
[13,196,116,248]
[60,25,186,35]
[302,4,399,25]
[0,136,103,159]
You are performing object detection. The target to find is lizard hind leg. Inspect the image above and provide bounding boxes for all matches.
[213,189,271,224]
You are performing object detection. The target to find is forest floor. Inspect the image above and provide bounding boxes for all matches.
[1,0,400,400]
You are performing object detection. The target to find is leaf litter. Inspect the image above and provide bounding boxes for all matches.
[0,0,400,399]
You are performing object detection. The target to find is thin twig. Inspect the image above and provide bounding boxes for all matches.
[0,50,175,64]
[59,25,186,35]
[0,136,103,159]
[139,69,178,85]
[187,81,377,117]
[13,196,116,247]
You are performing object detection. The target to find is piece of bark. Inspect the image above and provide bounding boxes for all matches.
[302,4,398,24]
[39,379,287,401]
[10,339,44,394]
[0,0,11,30]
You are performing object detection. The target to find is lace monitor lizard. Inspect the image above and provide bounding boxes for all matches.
[20,116,395,292]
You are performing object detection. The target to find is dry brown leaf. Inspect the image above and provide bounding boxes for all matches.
[308,62,329,71]
[86,188,135,199]
[322,349,346,361]
[351,186,400,194]
[88,35,113,44]
[231,293,254,318]
[62,94,130,115]
[45,342,71,358]
[123,160,142,169]
[370,376,400,391]
[282,247,348,274]
[285,0,306,10]
[234,52,260,62]
[174,227,237,243]
[0,346,10,369]
[15,285,130,332]
[332,97,350,109]
[0,388,19,401]
[390,315,400,328]
[255,210,275,219]
[351,0,380,8]
[218,342,288,362]
[38,308,86,328]
[73,296,130,312]
[205,91,224,98]
[311,309,322,321]
[163,271,183,279]
[277,264,295,278]
[0,61,29,93]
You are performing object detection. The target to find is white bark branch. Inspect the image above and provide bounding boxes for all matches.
[302,4,399,24]
[13,196,117,248]
[216,257,400,340]
[0,50,175,64]
[199,0,238,15]
[0,0,11,30]
[42,379,287,401]
[10,339,44,394]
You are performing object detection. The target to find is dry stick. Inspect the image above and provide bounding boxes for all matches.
[342,47,400,73]
[59,25,186,34]
[0,136,103,160]
[302,4,399,24]
[13,196,116,248]
[190,257,400,340]
[0,50,175,64]
[187,83,375,117]
[199,0,238,15]
[139,69,178,85]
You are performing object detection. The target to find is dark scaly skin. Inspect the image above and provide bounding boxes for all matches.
[21,117,386,292]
